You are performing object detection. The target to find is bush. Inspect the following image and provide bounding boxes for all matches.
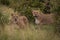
[54,6,60,33]
[0,11,9,27]
[51,0,60,33]
[0,0,10,6]
[19,7,35,23]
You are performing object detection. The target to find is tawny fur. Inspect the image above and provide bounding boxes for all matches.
[10,13,29,29]
[32,10,54,25]
[16,16,29,29]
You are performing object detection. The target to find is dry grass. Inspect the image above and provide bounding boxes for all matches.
[0,23,60,40]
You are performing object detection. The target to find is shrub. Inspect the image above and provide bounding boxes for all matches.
[0,0,10,6]
[19,7,35,23]
[0,11,9,28]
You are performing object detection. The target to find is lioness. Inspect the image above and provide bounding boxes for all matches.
[10,13,29,29]
[32,10,54,25]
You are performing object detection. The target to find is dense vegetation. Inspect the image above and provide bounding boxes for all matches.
[0,0,51,22]
[0,0,60,40]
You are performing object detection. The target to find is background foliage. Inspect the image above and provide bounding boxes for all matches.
[0,0,60,40]
[0,0,60,33]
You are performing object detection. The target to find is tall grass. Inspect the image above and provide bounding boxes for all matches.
[0,24,60,40]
